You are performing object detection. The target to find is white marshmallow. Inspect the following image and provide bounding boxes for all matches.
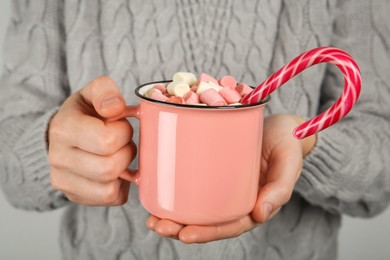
[196,81,222,95]
[173,72,198,86]
[207,81,223,91]
[167,81,191,97]
[144,88,162,98]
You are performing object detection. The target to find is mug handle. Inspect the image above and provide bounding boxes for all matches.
[119,105,141,185]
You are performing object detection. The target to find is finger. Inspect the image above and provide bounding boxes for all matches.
[63,191,101,206]
[64,180,129,206]
[252,149,302,223]
[51,110,133,155]
[49,142,136,183]
[178,216,257,244]
[153,219,184,239]
[79,76,126,119]
[50,168,125,206]
[146,215,161,231]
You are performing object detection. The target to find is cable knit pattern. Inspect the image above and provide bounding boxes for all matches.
[1,0,389,259]
[0,0,68,211]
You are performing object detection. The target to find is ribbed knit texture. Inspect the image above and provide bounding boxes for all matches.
[1,0,390,259]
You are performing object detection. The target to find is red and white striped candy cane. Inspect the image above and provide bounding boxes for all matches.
[241,47,362,139]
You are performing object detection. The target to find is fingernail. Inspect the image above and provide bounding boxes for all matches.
[262,203,273,221]
[101,96,121,109]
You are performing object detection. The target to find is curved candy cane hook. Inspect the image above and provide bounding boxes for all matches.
[241,47,362,139]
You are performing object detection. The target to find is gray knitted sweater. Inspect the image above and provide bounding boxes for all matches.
[1,0,390,259]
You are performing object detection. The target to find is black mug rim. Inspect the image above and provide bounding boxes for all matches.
[135,80,270,109]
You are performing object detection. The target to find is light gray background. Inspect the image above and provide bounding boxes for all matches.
[0,1,389,259]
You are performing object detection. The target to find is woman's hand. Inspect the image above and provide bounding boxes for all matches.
[48,76,136,206]
[146,114,316,243]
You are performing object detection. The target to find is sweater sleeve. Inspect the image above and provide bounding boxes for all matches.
[0,0,69,211]
[295,0,390,218]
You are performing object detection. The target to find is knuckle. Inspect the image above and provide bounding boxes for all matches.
[48,152,62,167]
[50,172,62,191]
[93,75,114,85]
[60,111,73,127]
[97,158,117,182]
[49,113,73,144]
[90,78,99,94]
[64,194,77,203]
[97,131,118,155]
[101,183,119,204]
[279,187,293,204]
[48,116,64,140]
[90,76,115,93]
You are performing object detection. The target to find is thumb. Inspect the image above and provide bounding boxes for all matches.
[79,76,126,119]
[251,150,302,223]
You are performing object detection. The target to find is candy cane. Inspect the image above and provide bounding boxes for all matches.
[241,47,362,139]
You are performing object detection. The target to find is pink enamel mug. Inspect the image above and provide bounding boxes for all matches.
[121,81,269,225]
